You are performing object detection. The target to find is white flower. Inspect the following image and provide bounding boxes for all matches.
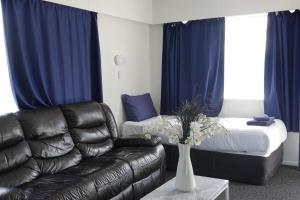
[144,133,151,140]
[142,115,226,146]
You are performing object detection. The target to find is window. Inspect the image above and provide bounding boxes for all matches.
[0,3,18,115]
[224,14,267,100]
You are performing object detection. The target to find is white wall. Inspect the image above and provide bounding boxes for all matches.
[46,0,152,24]
[219,100,264,118]
[149,24,163,112]
[99,15,151,126]
[284,133,299,166]
[152,0,300,24]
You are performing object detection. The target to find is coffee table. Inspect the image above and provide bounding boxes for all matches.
[141,176,229,200]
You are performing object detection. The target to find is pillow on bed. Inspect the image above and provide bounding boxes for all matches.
[122,93,158,122]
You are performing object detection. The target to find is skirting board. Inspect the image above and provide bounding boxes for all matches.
[282,160,298,167]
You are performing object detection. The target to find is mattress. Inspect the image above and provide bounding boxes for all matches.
[120,116,287,157]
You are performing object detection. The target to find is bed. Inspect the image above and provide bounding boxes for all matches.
[121,116,287,185]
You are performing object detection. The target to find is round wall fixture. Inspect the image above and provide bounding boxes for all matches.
[114,55,126,66]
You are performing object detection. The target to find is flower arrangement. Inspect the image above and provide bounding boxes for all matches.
[143,100,225,145]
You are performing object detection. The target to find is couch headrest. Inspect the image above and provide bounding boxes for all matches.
[61,101,106,129]
[61,101,118,157]
[0,114,24,149]
[17,107,68,139]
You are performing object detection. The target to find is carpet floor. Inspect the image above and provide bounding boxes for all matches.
[166,166,300,200]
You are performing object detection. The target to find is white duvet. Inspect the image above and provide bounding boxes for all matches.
[120,116,287,157]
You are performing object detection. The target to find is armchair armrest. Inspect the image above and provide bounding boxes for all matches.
[0,187,28,200]
[115,135,161,147]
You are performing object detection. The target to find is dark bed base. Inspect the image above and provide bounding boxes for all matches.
[164,143,283,185]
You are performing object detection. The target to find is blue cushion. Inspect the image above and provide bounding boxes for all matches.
[122,93,158,122]
[253,114,275,122]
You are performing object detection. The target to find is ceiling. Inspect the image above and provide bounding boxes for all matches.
[46,0,300,24]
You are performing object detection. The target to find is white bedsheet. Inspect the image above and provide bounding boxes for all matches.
[120,116,287,157]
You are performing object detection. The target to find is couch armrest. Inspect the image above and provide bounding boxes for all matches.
[0,187,28,200]
[115,135,161,147]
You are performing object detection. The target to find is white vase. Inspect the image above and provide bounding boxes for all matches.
[175,143,196,192]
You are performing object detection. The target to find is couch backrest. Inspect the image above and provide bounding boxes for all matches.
[0,114,40,187]
[61,101,118,157]
[17,107,82,174]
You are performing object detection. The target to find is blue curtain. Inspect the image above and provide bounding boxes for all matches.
[1,0,103,109]
[161,18,225,116]
[264,10,300,132]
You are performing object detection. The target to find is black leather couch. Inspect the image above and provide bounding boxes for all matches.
[0,101,166,200]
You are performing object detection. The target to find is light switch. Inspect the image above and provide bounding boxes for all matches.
[118,71,121,80]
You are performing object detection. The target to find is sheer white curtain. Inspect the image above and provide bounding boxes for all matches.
[0,2,18,115]
[224,14,267,100]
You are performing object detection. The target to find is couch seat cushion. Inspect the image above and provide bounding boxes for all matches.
[60,157,133,200]
[103,146,163,182]
[20,174,97,200]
